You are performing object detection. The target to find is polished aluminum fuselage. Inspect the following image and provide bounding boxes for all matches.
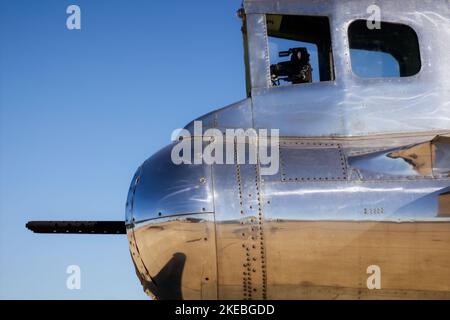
[126,0,450,299]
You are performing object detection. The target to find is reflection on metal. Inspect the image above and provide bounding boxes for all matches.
[125,0,450,300]
[433,136,450,177]
[186,0,450,137]
[129,214,217,300]
[388,142,433,176]
[212,141,268,299]
[149,252,186,300]
[262,220,450,299]
[25,0,450,300]
[348,136,450,179]
[128,135,450,299]
[438,193,450,217]
[127,227,156,299]
[348,142,433,178]
[131,143,213,222]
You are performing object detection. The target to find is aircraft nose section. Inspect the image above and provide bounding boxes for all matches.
[125,142,217,299]
[131,143,214,222]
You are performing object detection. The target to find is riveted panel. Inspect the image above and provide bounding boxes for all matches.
[127,227,156,299]
[280,141,347,181]
[213,139,267,299]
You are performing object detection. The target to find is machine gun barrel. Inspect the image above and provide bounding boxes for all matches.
[26,221,126,234]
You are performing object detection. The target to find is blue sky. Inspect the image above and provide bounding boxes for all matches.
[0,0,244,299]
[0,0,400,300]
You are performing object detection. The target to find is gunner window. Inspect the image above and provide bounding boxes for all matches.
[348,20,421,78]
[267,14,335,87]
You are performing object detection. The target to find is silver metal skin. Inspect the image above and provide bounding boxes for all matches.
[127,0,450,299]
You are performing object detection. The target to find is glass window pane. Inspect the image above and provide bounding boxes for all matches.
[266,14,334,86]
[350,48,400,78]
[348,20,421,78]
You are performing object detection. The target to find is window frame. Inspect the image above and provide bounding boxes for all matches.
[264,13,337,89]
[346,19,423,80]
